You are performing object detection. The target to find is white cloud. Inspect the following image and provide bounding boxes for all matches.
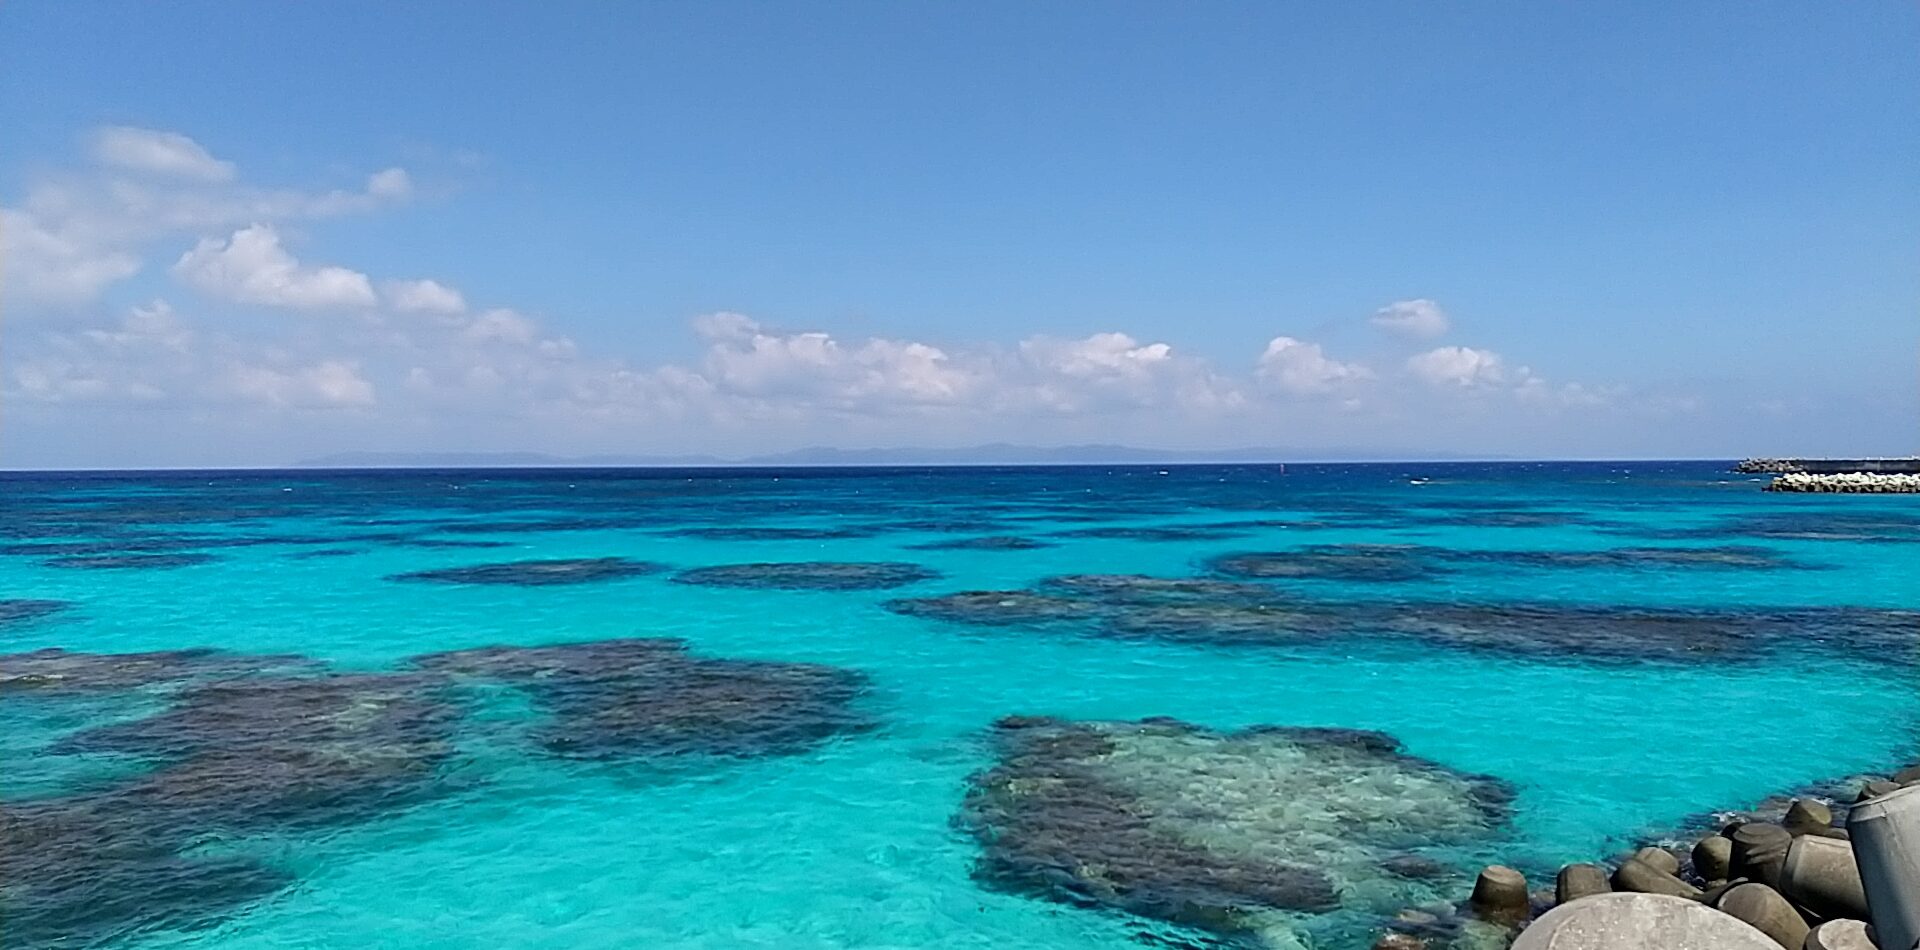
[385,278,467,314]
[172,224,378,310]
[1257,336,1370,394]
[366,168,412,201]
[4,127,414,306]
[0,208,143,304]
[697,313,975,406]
[1371,298,1450,338]
[1018,332,1172,381]
[462,308,540,346]
[1407,345,1506,387]
[90,127,236,182]
[225,360,376,409]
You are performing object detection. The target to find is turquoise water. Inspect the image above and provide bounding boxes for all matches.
[3,462,1918,948]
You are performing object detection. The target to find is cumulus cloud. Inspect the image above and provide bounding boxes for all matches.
[1371,298,1450,338]
[90,126,236,182]
[3,126,413,305]
[384,278,466,314]
[6,126,1643,459]
[1256,336,1370,394]
[1018,332,1172,381]
[225,360,376,409]
[172,225,378,310]
[1,208,143,304]
[1407,345,1506,387]
[696,313,975,406]
[365,167,412,201]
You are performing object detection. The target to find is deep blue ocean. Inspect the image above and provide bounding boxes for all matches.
[3,462,1917,949]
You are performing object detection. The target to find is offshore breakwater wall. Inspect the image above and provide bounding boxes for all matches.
[1736,458,1920,475]
[1766,472,1920,494]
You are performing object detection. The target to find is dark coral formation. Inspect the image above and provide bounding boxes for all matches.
[5,667,458,946]
[1,803,295,950]
[42,552,219,570]
[906,535,1056,551]
[890,571,1920,665]
[884,590,1103,627]
[0,647,317,692]
[1208,543,1806,585]
[1447,544,1802,571]
[0,598,70,627]
[1053,524,1254,542]
[1209,546,1443,583]
[661,525,879,541]
[387,556,666,586]
[54,673,459,825]
[1616,511,1920,544]
[412,637,873,759]
[671,561,940,591]
[1037,574,1279,605]
[960,716,1512,944]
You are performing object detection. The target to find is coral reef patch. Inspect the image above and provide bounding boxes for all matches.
[960,716,1513,945]
[387,557,666,586]
[671,561,940,591]
[412,637,873,759]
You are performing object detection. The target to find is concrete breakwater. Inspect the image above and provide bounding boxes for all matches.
[1381,764,1916,949]
[1736,458,1920,475]
[1767,472,1920,494]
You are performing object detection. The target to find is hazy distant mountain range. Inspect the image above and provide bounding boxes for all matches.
[295,444,1507,468]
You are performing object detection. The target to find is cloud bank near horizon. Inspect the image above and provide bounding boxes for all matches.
[0,126,1823,467]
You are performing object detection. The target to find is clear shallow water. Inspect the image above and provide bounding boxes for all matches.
[3,462,1918,949]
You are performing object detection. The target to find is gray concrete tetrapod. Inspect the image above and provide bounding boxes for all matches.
[1731,823,1794,888]
[1694,835,1735,881]
[1714,883,1810,950]
[1612,858,1704,899]
[1785,799,1834,837]
[1632,846,1682,875]
[1858,780,1901,803]
[1780,834,1868,920]
[1847,784,1920,950]
[1802,919,1876,950]
[1509,892,1779,950]
[1556,863,1611,904]
[1472,865,1531,923]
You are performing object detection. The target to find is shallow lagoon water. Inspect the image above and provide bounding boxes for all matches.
[3,462,1918,948]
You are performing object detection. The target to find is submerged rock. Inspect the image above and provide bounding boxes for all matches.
[0,598,70,627]
[387,556,666,586]
[671,561,940,591]
[960,716,1513,943]
[412,637,873,759]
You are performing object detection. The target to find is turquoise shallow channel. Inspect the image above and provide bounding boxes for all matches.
[3,462,1919,949]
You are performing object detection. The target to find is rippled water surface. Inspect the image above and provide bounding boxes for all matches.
[4,462,1918,949]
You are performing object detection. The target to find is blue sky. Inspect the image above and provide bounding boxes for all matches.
[3,2,1915,466]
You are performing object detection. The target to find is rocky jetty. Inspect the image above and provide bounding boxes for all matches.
[1767,473,1920,494]
[1384,764,1920,950]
